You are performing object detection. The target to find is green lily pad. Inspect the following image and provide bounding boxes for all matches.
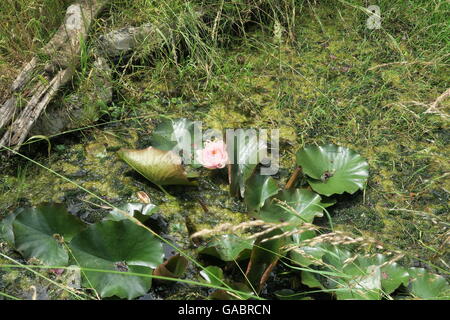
[229,132,267,197]
[296,144,369,196]
[321,244,353,270]
[408,268,450,300]
[320,247,382,300]
[69,220,164,299]
[342,254,409,298]
[198,234,254,262]
[347,254,409,295]
[118,147,195,186]
[150,118,197,152]
[12,204,85,266]
[316,247,411,299]
[380,261,410,295]
[244,174,279,213]
[336,265,383,300]
[104,203,159,223]
[257,189,323,228]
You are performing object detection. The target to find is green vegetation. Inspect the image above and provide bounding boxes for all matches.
[0,0,449,300]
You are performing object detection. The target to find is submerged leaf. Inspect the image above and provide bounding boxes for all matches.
[296,144,369,196]
[12,204,85,266]
[69,220,164,299]
[118,147,195,186]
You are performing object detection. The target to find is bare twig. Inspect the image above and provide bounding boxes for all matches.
[285,167,302,189]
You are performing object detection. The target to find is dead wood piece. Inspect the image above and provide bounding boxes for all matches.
[30,55,113,137]
[0,69,73,147]
[11,57,38,92]
[0,0,109,149]
[0,97,17,129]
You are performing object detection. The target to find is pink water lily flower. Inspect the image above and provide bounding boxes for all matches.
[196,140,229,169]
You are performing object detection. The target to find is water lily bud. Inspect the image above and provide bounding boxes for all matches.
[137,191,150,204]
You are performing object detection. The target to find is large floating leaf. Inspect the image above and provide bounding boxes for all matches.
[104,203,159,223]
[229,132,267,198]
[244,174,279,213]
[341,254,410,299]
[69,220,164,299]
[198,234,254,262]
[118,147,195,186]
[296,144,369,196]
[12,204,85,266]
[407,268,450,300]
[320,245,382,300]
[345,254,409,295]
[150,118,197,152]
[310,246,412,299]
[336,265,383,300]
[256,189,323,228]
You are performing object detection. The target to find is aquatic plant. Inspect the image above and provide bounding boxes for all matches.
[1,118,449,300]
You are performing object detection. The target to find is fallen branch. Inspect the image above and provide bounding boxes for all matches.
[0,0,109,149]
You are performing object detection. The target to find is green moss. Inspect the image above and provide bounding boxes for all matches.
[1,0,449,299]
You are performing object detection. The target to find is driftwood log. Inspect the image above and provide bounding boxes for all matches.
[0,0,109,149]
